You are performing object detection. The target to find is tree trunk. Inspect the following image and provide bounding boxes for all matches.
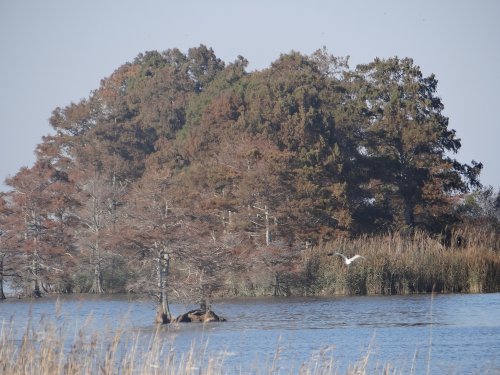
[0,253,6,300]
[89,237,104,294]
[32,239,41,298]
[403,198,415,228]
[156,250,172,324]
[90,260,104,293]
[274,273,280,296]
[265,205,270,246]
[199,298,208,312]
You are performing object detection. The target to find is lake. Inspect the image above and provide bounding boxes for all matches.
[1,293,499,374]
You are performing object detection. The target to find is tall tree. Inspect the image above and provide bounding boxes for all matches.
[73,167,116,294]
[124,166,187,323]
[33,137,81,292]
[5,161,69,296]
[352,57,482,231]
[241,51,356,242]
[0,194,19,299]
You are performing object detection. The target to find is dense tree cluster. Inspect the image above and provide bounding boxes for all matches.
[0,46,491,316]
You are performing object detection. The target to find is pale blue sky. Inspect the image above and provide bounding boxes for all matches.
[1,0,499,191]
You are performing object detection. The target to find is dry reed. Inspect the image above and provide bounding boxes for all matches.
[0,311,435,375]
[0,317,228,375]
[303,229,499,296]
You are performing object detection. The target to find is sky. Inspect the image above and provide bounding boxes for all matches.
[1,0,499,191]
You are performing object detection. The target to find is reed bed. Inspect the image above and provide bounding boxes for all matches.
[0,318,225,375]
[299,229,500,296]
[0,316,398,375]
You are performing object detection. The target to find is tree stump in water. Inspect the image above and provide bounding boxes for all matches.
[174,309,226,323]
[155,310,172,324]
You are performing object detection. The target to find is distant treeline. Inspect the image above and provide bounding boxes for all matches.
[0,46,498,309]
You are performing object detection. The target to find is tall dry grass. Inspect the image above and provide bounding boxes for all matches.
[300,229,499,296]
[0,318,227,375]
[0,316,398,375]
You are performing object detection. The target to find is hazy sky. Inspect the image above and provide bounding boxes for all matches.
[1,0,499,191]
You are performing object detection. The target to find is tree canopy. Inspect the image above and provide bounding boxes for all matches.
[0,45,488,303]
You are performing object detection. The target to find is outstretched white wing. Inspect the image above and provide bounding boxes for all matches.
[348,254,365,263]
[328,252,365,265]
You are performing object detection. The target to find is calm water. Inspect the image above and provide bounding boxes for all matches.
[1,293,499,374]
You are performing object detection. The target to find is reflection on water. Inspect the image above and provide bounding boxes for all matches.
[1,293,499,373]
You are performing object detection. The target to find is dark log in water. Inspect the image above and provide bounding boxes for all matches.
[174,309,226,323]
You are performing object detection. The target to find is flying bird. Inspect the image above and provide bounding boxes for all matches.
[328,252,365,265]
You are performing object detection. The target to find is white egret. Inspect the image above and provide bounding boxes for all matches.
[328,252,365,265]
